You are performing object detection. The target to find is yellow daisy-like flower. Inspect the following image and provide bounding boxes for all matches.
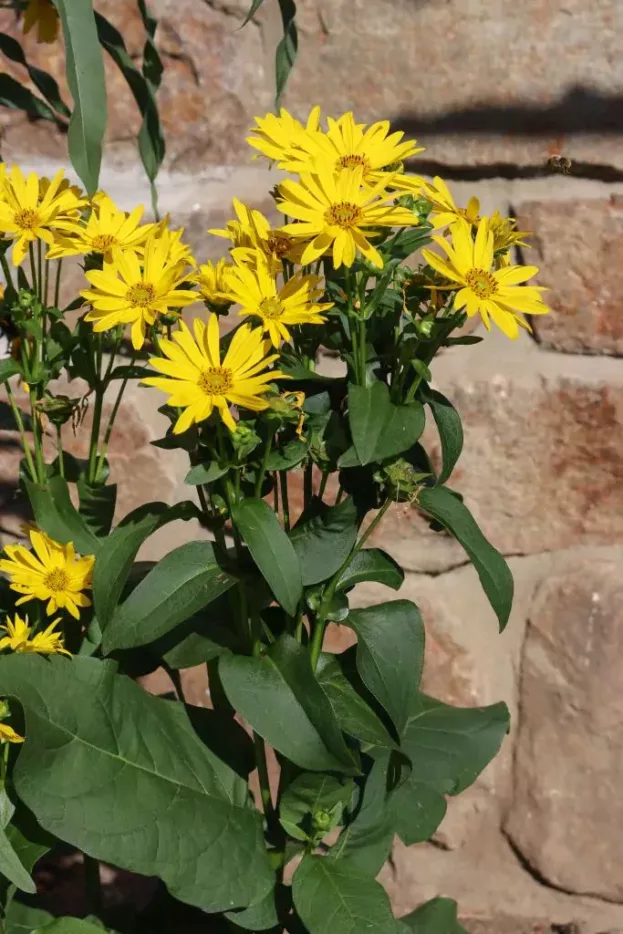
[421,177,480,231]
[48,195,153,262]
[81,235,198,349]
[0,166,85,266]
[280,111,424,185]
[144,316,284,434]
[0,613,70,656]
[486,211,530,257]
[209,198,305,270]
[246,106,321,165]
[0,723,24,744]
[22,0,59,43]
[154,221,196,268]
[196,258,236,307]
[421,219,549,339]
[227,250,333,347]
[277,166,416,269]
[0,528,95,619]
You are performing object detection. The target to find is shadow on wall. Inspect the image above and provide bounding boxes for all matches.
[394,86,623,180]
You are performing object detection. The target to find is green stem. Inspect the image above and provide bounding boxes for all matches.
[29,388,46,483]
[94,350,132,483]
[53,258,63,308]
[309,499,392,670]
[279,471,290,531]
[149,179,160,223]
[335,483,344,505]
[6,383,37,482]
[37,241,43,304]
[304,460,313,507]
[28,243,37,297]
[87,338,104,484]
[43,254,50,308]
[318,468,329,500]
[273,472,279,514]
[56,426,65,478]
[358,315,367,386]
[0,254,13,293]
[253,732,278,837]
[254,433,273,499]
[83,854,102,917]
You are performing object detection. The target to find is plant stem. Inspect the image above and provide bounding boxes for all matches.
[6,383,37,482]
[358,315,367,385]
[304,460,313,507]
[83,854,102,917]
[273,472,279,514]
[28,243,37,297]
[309,499,392,670]
[37,241,43,304]
[29,388,46,483]
[94,351,132,483]
[254,433,273,499]
[56,426,65,478]
[87,338,104,483]
[279,471,290,531]
[253,732,277,836]
[335,483,344,505]
[43,254,50,308]
[0,254,14,292]
[54,259,63,307]
[318,468,329,500]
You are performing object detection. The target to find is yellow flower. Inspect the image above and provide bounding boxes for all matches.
[81,235,198,349]
[0,166,85,265]
[486,211,530,256]
[278,111,424,186]
[48,195,153,262]
[277,166,416,268]
[209,198,305,269]
[246,106,321,165]
[144,316,284,434]
[421,219,549,339]
[0,723,24,744]
[0,613,70,656]
[227,249,332,347]
[154,220,196,268]
[22,0,59,43]
[421,177,480,231]
[0,528,95,619]
[196,258,235,307]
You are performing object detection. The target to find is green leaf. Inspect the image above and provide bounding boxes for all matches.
[0,359,21,383]
[266,437,309,471]
[242,0,267,27]
[401,693,510,795]
[102,541,238,652]
[331,756,395,877]
[337,549,404,592]
[316,651,396,750]
[220,635,357,774]
[0,32,70,117]
[94,11,164,187]
[2,654,272,913]
[345,601,425,736]
[0,819,35,894]
[290,497,358,586]
[25,476,100,556]
[4,902,54,934]
[280,773,354,842]
[420,386,463,484]
[184,461,228,485]
[232,498,302,616]
[158,593,238,669]
[92,500,200,628]
[391,774,447,846]
[35,920,114,933]
[225,885,282,931]
[347,382,425,466]
[77,479,117,538]
[0,800,54,909]
[275,0,297,109]
[293,855,400,934]
[400,897,467,932]
[418,486,513,630]
[0,73,60,124]
[55,0,107,195]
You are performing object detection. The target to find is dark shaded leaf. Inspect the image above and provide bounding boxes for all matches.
[400,897,467,933]
[290,497,358,586]
[331,755,395,877]
[0,73,59,124]
[0,32,70,117]
[77,479,117,537]
[336,549,404,593]
[316,650,395,751]
[420,385,463,484]
[275,0,297,109]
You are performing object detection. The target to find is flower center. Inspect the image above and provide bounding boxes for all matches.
[44,568,69,592]
[259,297,285,320]
[126,283,156,307]
[91,233,118,252]
[465,268,498,299]
[198,366,233,396]
[14,209,39,231]
[337,154,370,172]
[266,233,293,258]
[325,202,363,229]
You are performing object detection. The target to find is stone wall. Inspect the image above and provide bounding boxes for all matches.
[1,0,623,930]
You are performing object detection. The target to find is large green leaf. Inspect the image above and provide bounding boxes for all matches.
[35,920,116,933]
[102,541,237,652]
[290,497,358,586]
[401,693,510,795]
[400,897,467,933]
[345,601,425,736]
[25,476,100,556]
[391,774,447,846]
[1,654,272,913]
[418,486,513,630]
[0,794,35,895]
[336,548,404,593]
[331,756,395,877]
[275,0,297,109]
[292,856,400,934]
[225,885,281,931]
[232,498,302,616]
[92,500,200,627]
[220,635,357,774]
[158,594,238,670]
[0,33,70,117]
[55,0,107,195]
[0,801,54,911]
[316,651,395,750]
[347,382,425,466]
[420,386,463,484]
[77,479,117,538]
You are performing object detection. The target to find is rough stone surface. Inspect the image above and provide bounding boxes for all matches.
[515,197,623,355]
[506,559,623,901]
